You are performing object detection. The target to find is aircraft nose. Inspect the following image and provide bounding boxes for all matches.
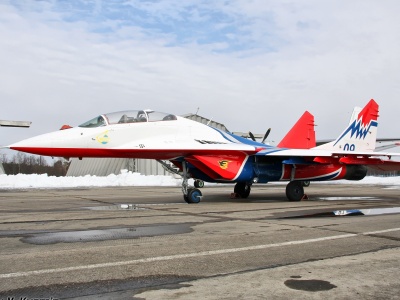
[8,130,65,156]
[9,135,51,151]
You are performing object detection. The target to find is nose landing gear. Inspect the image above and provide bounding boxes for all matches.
[181,161,203,204]
[184,188,202,203]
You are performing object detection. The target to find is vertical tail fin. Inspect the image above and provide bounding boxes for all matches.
[316,99,379,152]
[277,111,316,149]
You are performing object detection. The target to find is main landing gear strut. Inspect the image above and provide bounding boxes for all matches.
[181,161,203,204]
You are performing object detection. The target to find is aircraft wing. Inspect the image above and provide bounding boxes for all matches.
[258,148,400,158]
[375,141,400,152]
[257,148,332,157]
[256,148,400,170]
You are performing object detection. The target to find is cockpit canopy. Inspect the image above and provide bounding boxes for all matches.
[79,110,177,128]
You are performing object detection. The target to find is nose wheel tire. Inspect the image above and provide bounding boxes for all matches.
[286,181,304,201]
[184,188,202,204]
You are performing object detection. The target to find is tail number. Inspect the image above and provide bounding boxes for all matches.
[343,143,355,151]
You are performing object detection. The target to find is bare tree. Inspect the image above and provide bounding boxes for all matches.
[3,153,69,176]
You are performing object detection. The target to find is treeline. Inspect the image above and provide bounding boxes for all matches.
[1,153,69,176]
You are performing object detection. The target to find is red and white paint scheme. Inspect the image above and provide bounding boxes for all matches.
[8,101,400,203]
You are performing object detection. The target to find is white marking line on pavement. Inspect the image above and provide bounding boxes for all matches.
[363,228,400,235]
[1,228,400,279]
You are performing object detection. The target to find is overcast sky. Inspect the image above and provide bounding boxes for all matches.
[1,0,400,153]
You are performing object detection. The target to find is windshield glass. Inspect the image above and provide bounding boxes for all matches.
[78,110,177,127]
[105,110,177,124]
[78,115,106,128]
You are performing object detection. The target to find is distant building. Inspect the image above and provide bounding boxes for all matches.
[66,157,170,177]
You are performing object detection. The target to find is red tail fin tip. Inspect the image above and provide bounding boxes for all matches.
[277,111,316,149]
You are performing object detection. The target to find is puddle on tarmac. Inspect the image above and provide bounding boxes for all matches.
[0,275,197,300]
[85,203,185,211]
[85,204,146,211]
[281,206,400,218]
[317,197,377,201]
[359,207,400,215]
[284,279,337,292]
[21,224,193,245]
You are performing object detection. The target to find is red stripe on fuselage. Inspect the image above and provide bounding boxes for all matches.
[10,147,256,160]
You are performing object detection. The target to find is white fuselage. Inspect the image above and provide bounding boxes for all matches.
[9,116,258,159]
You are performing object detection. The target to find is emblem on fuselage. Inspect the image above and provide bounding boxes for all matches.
[96,131,110,144]
[218,160,231,169]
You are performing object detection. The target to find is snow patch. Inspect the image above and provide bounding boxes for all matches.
[0,171,398,190]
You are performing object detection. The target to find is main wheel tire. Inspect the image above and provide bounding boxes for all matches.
[286,181,304,201]
[194,179,205,188]
[234,182,251,198]
[185,188,202,204]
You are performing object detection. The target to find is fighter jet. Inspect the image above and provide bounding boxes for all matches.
[8,100,400,203]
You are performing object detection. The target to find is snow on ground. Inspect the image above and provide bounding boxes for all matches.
[0,170,399,189]
[0,170,182,189]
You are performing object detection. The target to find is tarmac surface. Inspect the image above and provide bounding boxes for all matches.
[0,183,399,299]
